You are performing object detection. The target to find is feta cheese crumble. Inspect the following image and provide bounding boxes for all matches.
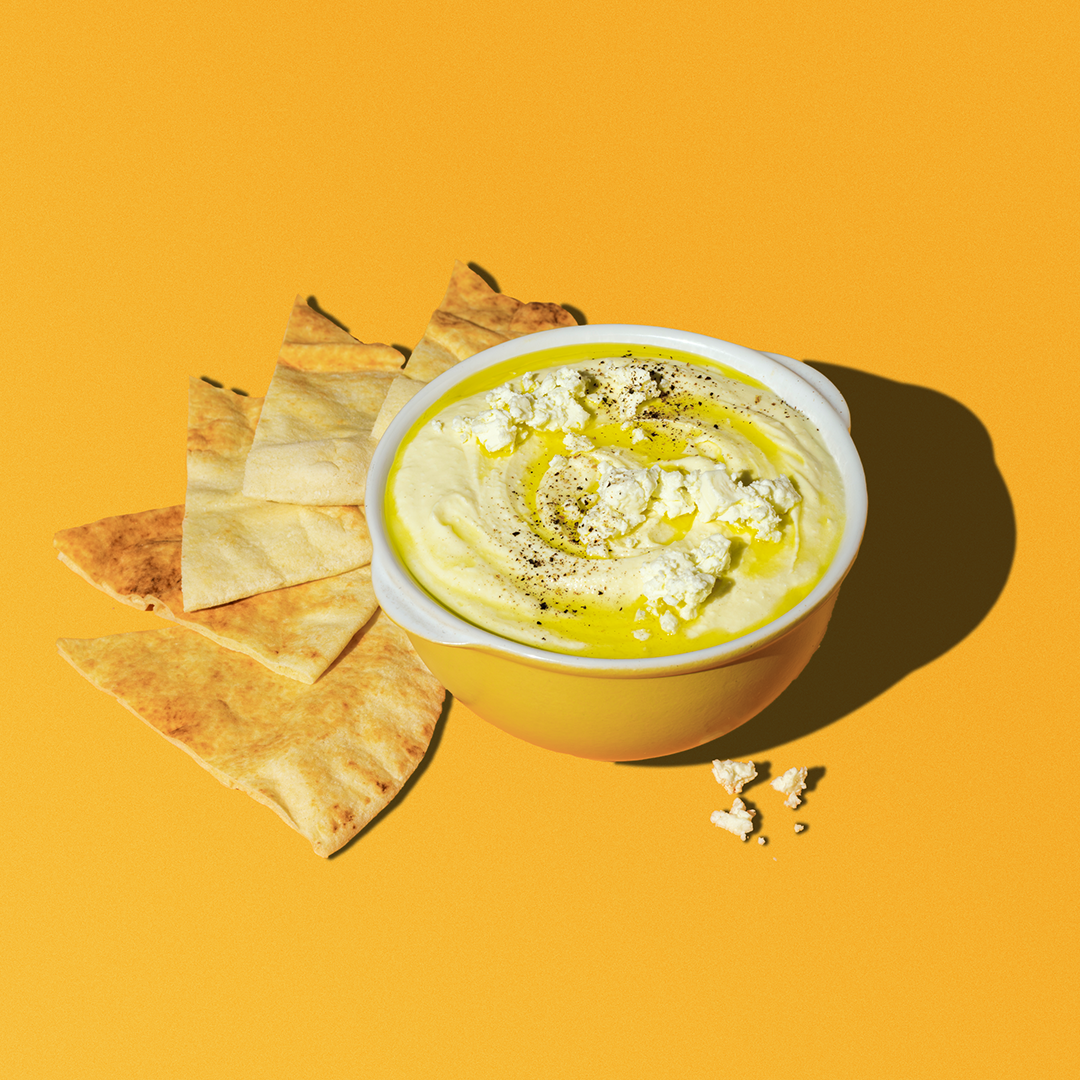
[794,823,805,833]
[519,368,592,430]
[452,408,517,453]
[771,766,809,809]
[563,432,594,454]
[710,798,756,840]
[693,534,732,576]
[451,366,590,451]
[578,460,660,543]
[605,361,658,420]
[652,467,696,519]
[686,468,801,542]
[640,551,714,621]
[711,759,758,795]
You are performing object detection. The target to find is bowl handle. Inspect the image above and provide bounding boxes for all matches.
[371,554,483,648]
[760,352,851,431]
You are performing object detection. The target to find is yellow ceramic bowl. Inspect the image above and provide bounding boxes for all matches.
[366,325,867,761]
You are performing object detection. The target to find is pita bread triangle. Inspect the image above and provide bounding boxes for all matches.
[54,505,378,684]
[402,261,578,383]
[279,296,407,373]
[57,612,446,857]
[181,378,372,611]
[241,297,405,505]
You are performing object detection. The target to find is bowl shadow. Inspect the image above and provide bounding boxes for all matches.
[622,362,1016,767]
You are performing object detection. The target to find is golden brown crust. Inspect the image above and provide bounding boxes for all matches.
[57,613,446,857]
[54,507,378,684]
[56,505,185,605]
[403,262,577,382]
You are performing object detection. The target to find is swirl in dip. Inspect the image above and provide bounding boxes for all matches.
[386,344,845,659]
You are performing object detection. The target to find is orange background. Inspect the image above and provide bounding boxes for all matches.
[3,3,1077,1077]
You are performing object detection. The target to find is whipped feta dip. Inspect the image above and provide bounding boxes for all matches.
[386,350,845,659]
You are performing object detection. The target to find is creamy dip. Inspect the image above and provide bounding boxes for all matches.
[386,346,844,659]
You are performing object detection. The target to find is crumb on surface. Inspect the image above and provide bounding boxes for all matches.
[711,758,758,795]
[710,797,756,840]
[771,766,808,808]
[794,823,805,833]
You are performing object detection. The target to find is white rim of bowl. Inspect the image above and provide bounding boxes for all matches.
[366,324,868,677]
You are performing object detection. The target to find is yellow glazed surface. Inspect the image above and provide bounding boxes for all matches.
[402,591,840,760]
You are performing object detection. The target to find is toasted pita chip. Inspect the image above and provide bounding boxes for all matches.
[279,296,406,373]
[371,374,427,444]
[57,612,446,857]
[54,506,378,684]
[182,379,372,611]
[242,298,405,505]
[403,261,578,382]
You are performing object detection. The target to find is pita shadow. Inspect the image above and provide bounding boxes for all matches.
[560,303,588,325]
[305,295,349,333]
[466,263,590,327]
[306,293,411,366]
[466,262,500,293]
[621,362,1016,767]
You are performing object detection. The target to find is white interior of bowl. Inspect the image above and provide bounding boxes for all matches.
[366,324,867,676]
